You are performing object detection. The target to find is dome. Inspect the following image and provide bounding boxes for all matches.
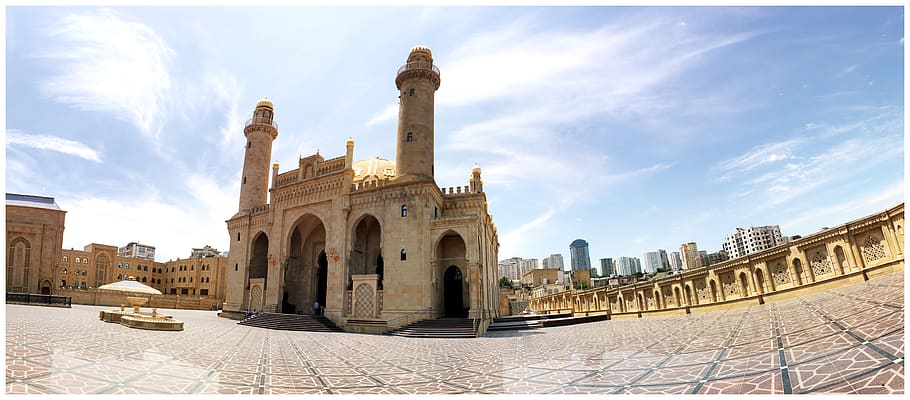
[352,157,396,183]
[256,97,274,109]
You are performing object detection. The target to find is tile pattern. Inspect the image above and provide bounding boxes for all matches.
[5,273,904,394]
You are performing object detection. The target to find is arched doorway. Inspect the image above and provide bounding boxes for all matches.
[792,258,804,286]
[436,232,468,317]
[834,246,848,274]
[94,253,111,287]
[739,272,750,298]
[709,280,718,302]
[754,269,766,294]
[250,233,269,280]
[350,214,382,283]
[316,251,328,310]
[283,215,326,314]
[444,266,465,317]
[40,280,52,295]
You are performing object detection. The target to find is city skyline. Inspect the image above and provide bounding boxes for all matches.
[6,7,904,262]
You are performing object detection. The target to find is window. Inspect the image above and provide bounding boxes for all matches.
[235,263,239,271]
[125,263,130,269]
[63,256,68,262]
[118,274,122,279]
[243,176,247,184]
[144,265,148,271]
[170,288,176,295]
[74,257,80,263]
[434,207,438,219]
[83,259,88,264]
[142,277,147,282]
[237,233,240,241]
[191,265,194,271]
[118,263,122,269]
[80,282,86,289]
[82,270,87,276]
[190,277,193,283]
[60,280,66,288]
[247,141,251,149]
[200,289,209,296]
[62,268,67,274]
[409,88,414,96]
[400,249,407,261]
[74,269,80,274]
[401,204,408,217]
[407,132,413,142]
[181,289,188,295]
[171,278,174,283]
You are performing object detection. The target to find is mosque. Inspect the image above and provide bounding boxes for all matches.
[221,46,501,334]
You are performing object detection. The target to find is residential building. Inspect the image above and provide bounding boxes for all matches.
[668,251,682,271]
[659,249,670,270]
[723,225,786,259]
[600,258,615,276]
[542,253,565,271]
[680,242,700,270]
[118,242,156,261]
[643,251,661,274]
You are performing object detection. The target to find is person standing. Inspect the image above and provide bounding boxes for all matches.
[313,301,320,316]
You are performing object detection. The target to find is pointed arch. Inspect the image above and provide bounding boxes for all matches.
[95,253,111,286]
[7,237,31,292]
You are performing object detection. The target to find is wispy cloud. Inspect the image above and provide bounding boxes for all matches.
[713,139,802,182]
[365,103,398,127]
[6,129,102,163]
[836,64,858,77]
[781,179,903,233]
[36,8,174,141]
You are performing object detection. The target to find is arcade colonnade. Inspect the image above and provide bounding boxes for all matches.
[532,203,904,318]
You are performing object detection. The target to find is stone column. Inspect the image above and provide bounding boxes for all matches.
[468,262,482,319]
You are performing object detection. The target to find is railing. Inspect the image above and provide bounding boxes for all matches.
[386,308,435,329]
[6,292,72,307]
[244,117,279,130]
[397,61,440,76]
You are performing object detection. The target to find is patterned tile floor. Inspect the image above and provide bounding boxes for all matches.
[5,273,904,394]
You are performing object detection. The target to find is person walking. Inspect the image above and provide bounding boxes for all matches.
[313,301,321,316]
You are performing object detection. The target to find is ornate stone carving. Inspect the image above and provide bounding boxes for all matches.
[810,250,833,277]
[353,283,373,317]
[772,261,790,285]
[862,235,887,264]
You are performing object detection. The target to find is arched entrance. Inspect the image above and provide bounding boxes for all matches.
[739,272,750,298]
[436,232,468,317]
[40,280,52,295]
[444,266,466,317]
[283,215,326,314]
[350,214,382,288]
[250,233,269,280]
[709,280,718,302]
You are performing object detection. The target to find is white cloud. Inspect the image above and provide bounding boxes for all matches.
[59,193,229,262]
[781,179,904,234]
[713,139,801,182]
[365,103,398,127]
[836,64,858,77]
[36,8,174,141]
[6,129,102,163]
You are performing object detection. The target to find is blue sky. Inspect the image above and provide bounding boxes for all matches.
[5,6,904,265]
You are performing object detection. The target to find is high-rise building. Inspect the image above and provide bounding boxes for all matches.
[118,242,156,261]
[642,251,661,274]
[668,251,682,271]
[634,257,642,274]
[723,225,785,259]
[569,239,591,272]
[542,253,565,271]
[498,257,538,283]
[659,249,670,270]
[680,242,700,270]
[600,258,615,276]
[617,256,642,276]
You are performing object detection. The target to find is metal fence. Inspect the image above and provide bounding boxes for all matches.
[6,292,72,307]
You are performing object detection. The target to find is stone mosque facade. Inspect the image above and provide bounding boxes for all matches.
[222,46,501,333]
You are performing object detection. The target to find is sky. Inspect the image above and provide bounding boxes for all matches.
[4,6,905,266]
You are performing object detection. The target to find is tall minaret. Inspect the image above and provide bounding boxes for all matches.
[238,98,278,212]
[395,45,441,183]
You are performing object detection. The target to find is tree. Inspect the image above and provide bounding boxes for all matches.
[499,276,513,288]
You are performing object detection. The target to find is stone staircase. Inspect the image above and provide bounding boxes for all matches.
[238,313,343,332]
[486,313,572,332]
[385,318,478,338]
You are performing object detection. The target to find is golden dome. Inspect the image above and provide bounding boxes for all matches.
[352,157,396,183]
[256,97,274,109]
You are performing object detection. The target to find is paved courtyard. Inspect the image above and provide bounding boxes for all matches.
[5,273,904,394]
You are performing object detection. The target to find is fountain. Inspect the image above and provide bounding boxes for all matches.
[97,277,183,331]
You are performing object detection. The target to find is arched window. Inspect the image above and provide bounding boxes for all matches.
[80,281,86,289]
[401,204,408,217]
[83,258,88,264]
[142,277,147,283]
[400,249,407,261]
[407,132,413,142]
[63,256,68,262]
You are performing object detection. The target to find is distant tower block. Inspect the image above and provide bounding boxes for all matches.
[238,98,278,212]
[395,45,441,183]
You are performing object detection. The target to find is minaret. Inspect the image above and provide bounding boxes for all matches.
[395,45,441,183]
[238,98,278,212]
